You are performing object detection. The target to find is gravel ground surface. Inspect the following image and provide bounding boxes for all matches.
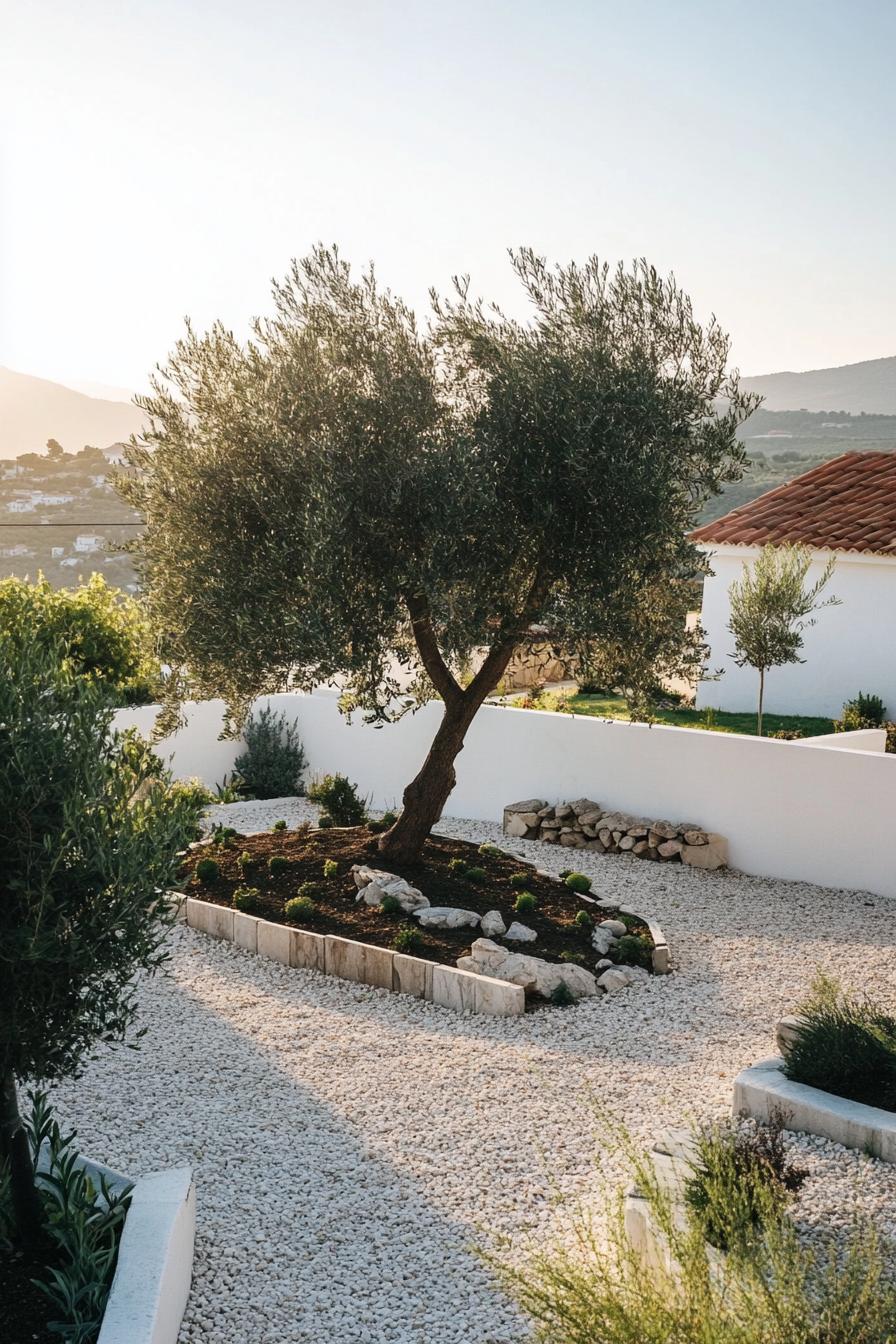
[52,797,896,1343]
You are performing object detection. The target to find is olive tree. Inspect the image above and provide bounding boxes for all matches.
[0,637,195,1245]
[120,246,754,862]
[727,543,839,734]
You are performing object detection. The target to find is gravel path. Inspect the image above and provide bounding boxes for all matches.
[52,798,896,1343]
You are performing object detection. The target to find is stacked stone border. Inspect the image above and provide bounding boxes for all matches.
[504,798,728,870]
[733,1022,896,1164]
[173,853,670,1017]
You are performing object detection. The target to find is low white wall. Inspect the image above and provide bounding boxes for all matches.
[114,700,242,786]
[802,727,887,752]
[115,690,896,901]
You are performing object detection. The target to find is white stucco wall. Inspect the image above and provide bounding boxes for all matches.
[695,545,896,719]
[114,690,896,900]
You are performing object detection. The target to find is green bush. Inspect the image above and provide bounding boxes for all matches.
[234,706,307,799]
[232,885,261,912]
[379,894,403,915]
[564,872,592,893]
[842,691,887,728]
[237,850,253,873]
[284,894,316,922]
[297,882,321,900]
[613,933,653,970]
[213,773,244,802]
[464,866,487,883]
[368,810,398,834]
[448,857,467,874]
[271,819,287,831]
[783,973,896,1111]
[392,925,422,953]
[769,728,804,740]
[317,813,335,828]
[550,981,575,1006]
[307,773,367,826]
[323,859,338,878]
[558,950,585,965]
[684,1111,806,1252]
[478,842,504,857]
[509,872,531,890]
[195,856,220,883]
[211,824,238,848]
[514,891,536,913]
[573,909,593,930]
[268,856,289,876]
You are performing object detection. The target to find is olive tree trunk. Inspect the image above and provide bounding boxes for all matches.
[0,1070,42,1247]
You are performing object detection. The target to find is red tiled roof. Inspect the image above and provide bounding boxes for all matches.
[691,452,896,556]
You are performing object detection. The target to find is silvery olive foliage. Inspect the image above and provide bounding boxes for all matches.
[119,245,755,857]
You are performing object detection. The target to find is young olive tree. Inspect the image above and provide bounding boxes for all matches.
[727,543,839,734]
[0,637,195,1246]
[119,246,754,862]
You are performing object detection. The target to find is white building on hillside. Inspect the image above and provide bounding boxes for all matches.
[692,452,896,719]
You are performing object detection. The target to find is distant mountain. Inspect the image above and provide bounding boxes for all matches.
[741,355,896,415]
[0,367,145,459]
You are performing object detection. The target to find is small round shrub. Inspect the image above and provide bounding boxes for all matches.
[323,859,338,878]
[195,857,220,883]
[509,872,530,890]
[559,949,585,965]
[392,925,422,953]
[237,850,253,871]
[271,819,287,832]
[232,885,261,913]
[613,933,653,970]
[574,909,593,930]
[368,809,399,834]
[285,895,316,923]
[297,882,322,901]
[448,857,467,874]
[558,868,572,879]
[268,856,289,876]
[564,872,592,893]
[317,813,335,829]
[514,891,536,913]
[463,866,487,883]
[379,894,403,915]
[550,982,575,1007]
[478,843,503,857]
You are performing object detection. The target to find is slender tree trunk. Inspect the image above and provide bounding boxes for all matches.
[757,667,765,737]
[0,1069,42,1247]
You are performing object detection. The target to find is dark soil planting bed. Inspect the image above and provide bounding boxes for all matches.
[182,825,655,974]
[0,1242,57,1344]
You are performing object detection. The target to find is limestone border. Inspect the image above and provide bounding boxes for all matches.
[733,1055,896,1163]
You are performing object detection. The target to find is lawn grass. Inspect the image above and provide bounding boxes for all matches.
[525,690,834,739]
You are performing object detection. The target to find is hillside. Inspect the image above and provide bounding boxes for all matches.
[0,367,144,458]
[741,355,896,414]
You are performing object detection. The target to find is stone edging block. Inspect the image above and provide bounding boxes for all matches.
[733,1055,896,1164]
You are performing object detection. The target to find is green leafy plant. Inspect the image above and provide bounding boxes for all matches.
[271,819,287,831]
[564,872,592,893]
[379,894,403,915]
[843,691,887,728]
[448,857,467,874]
[783,972,896,1111]
[307,774,367,827]
[514,891,536,913]
[317,814,335,829]
[210,824,238,848]
[478,843,504,857]
[509,872,531,890]
[284,895,317,922]
[232,885,262,913]
[392,925,422,953]
[234,706,306,799]
[558,868,572,879]
[558,950,585,966]
[550,981,576,1006]
[297,882,321,901]
[573,909,593,930]
[367,810,398,834]
[463,866,487,883]
[323,859,339,878]
[613,933,653,970]
[194,856,220,883]
[213,772,244,803]
[268,856,289,877]
[684,1110,806,1252]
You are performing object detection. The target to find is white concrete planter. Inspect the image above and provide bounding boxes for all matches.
[44,1155,196,1344]
[733,1056,896,1164]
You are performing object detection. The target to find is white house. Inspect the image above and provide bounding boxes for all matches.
[692,451,896,719]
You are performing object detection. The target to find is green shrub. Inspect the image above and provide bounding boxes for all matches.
[323,859,339,878]
[463,865,487,883]
[213,772,244,802]
[317,813,335,828]
[448,857,467,874]
[284,894,316,922]
[211,824,238,848]
[307,773,367,826]
[514,891,536,913]
[195,856,220,883]
[558,950,585,966]
[769,728,804,740]
[573,909,593,930]
[509,872,530,890]
[842,691,887,728]
[550,981,575,1006]
[684,1111,806,1252]
[237,849,254,873]
[368,810,398,834]
[558,868,572,879]
[478,842,503,857]
[271,819,287,831]
[392,925,422,953]
[233,885,261,912]
[234,706,306,799]
[297,882,321,900]
[613,933,653,970]
[379,894,403,915]
[268,856,289,876]
[564,872,592,893]
[783,973,896,1111]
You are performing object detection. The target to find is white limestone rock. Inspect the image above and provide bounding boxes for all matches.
[598,919,628,938]
[503,921,537,942]
[415,906,481,930]
[480,909,507,938]
[597,967,635,992]
[351,865,429,913]
[463,938,598,999]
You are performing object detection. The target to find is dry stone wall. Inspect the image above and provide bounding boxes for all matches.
[503,797,727,870]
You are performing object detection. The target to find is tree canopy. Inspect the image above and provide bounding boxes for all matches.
[121,246,755,858]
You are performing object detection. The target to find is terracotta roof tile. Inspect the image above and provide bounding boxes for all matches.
[691,452,896,556]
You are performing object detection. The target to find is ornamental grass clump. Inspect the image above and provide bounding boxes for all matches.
[783,972,896,1111]
[509,1123,896,1344]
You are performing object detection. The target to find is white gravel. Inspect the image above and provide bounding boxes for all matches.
[50,797,896,1342]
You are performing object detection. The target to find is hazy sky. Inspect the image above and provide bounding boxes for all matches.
[3,0,895,393]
